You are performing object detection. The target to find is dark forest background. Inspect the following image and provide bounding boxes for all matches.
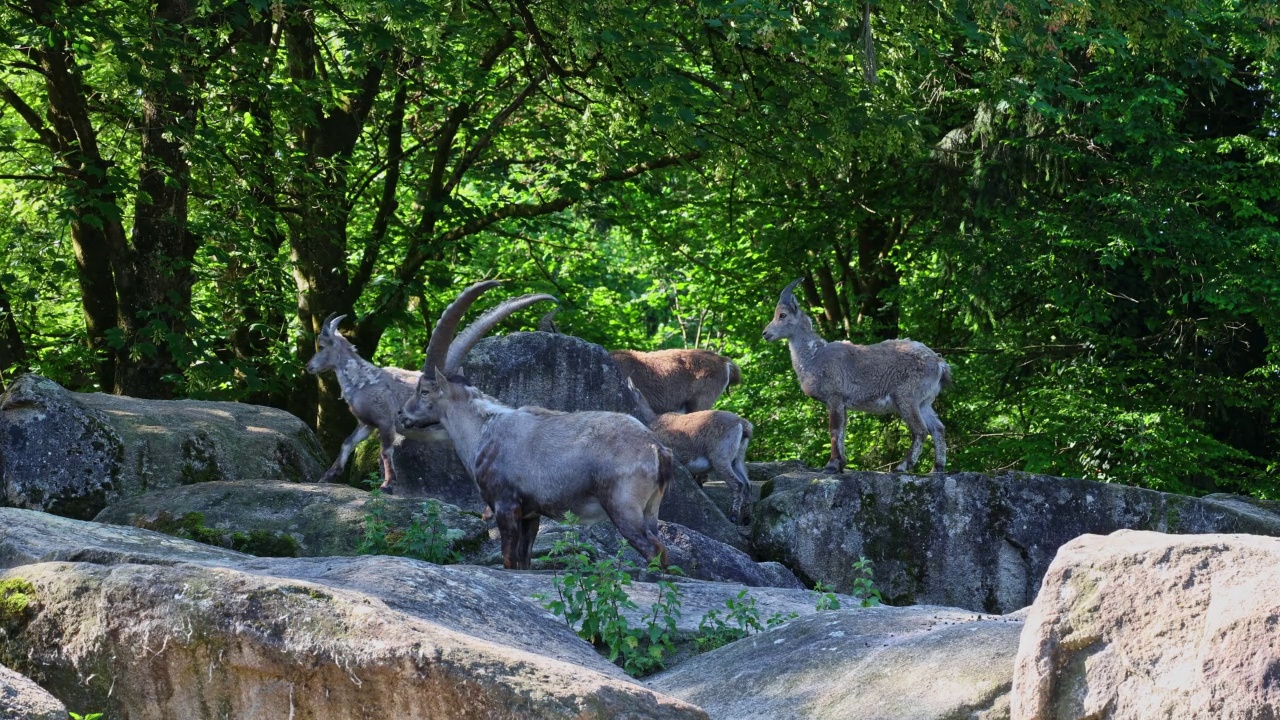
[1,0,1276,497]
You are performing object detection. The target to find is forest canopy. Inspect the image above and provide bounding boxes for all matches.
[1,0,1277,498]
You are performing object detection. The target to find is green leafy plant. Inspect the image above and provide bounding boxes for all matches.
[538,516,681,677]
[850,557,883,608]
[813,580,841,611]
[70,713,104,720]
[358,491,460,564]
[695,589,796,652]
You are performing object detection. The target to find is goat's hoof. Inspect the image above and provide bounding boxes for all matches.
[318,471,340,484]
[821,465,842,475]
[380,485,395,495]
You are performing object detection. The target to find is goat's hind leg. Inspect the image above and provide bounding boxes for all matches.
[377,434,398,493]
[320,423,374,483]
[893,395,929,473]
[920,402,947,473]
[609,497,667,570]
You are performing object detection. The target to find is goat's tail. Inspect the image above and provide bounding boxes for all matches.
[727,360,742,388]
[656,444,675,493]
[740,417,754,440]
[939,361,954,389]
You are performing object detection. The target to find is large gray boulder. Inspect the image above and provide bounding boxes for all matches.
[0,663,66,720]
[583,522,802,589]
[1012,530,1280,720]
[94,480,488,559]
[370,331,640,507]
[0,508,705,719]
[650,606,1023,720]
[753,471,1280,613]
[659,465,749,551]
[0,374,326,519]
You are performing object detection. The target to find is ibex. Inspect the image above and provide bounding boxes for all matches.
[306,314,419,488]
[762,279,951,474]
[399,282,673,570]
[626,377,755,525]
[610,348,741,415]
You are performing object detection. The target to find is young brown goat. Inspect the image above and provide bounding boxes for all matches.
[627,377,755,525]
[763,278,951,474]
[610,348,741,415]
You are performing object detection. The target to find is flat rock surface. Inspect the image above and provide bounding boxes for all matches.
[1012,530,1280,720]
[650,605,1023,720]
[94,480,487,558]
[752,470,1280,613]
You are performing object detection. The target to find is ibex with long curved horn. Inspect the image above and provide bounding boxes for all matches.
[305,282,551,491]
[763,278,951,474]
[398,282,674,570]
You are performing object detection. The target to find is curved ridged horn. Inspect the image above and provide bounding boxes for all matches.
[327,314,347,335]
[423,280,502,372]
[445,294,558,373]
[779,278,804,308]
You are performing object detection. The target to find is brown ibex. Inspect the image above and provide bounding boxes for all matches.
[762,279,951,474]
[626,377,755,525]
[610,348,741,414]
[399,282,673,570]
[306,314,419,488]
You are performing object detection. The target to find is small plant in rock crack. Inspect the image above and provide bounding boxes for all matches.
[536,515,682,677]
[850,556,883,608]
[70,713,104,720]
[813,580,842,611]
[358,490,459,564]
[695,589,796,652]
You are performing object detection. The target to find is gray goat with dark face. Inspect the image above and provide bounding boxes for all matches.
[762,279,951,474]
[305,314,420,488]
[399,282,673,570]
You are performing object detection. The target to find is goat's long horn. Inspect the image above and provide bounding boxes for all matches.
[422,280,502,372]
[445,294,557,373]
[779,278,804,307]
[327,314,347,335]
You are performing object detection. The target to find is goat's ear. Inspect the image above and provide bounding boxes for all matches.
[432,367,450,388]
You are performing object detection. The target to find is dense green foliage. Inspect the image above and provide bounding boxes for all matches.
[1,0,1276,496]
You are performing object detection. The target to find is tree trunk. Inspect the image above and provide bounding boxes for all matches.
[120,0,200,398]
[854,217,901,340]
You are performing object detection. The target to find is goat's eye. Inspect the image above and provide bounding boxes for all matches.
[780,312,787,319]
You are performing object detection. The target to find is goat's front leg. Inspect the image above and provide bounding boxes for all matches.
[319,423,374,483]
[495,500,524,570]
[516,514,540,570]
[824,403,848,474]
[376,434,398,493]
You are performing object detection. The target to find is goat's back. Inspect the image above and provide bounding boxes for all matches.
[807,339,947,406]
[477,408,665,514]
[611,348,736,414]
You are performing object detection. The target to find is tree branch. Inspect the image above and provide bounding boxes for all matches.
[0,77,59,149]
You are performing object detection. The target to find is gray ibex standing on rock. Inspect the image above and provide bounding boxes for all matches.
[610,348,741,414]
[399,281,674,570]
[306,314,419,488]
[763,279,951,474]
[627,378,755,525]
